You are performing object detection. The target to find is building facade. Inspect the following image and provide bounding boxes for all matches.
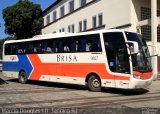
[42,0,160,71]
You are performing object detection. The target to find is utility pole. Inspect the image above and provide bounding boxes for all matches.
[151,0,158,80]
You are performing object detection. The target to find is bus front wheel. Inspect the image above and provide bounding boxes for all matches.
[19,71,27,84]
[88,75,101,92]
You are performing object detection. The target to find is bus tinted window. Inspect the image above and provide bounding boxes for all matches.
[28,41,41,54]
[76,34,102,52]
[4,33,102,55]
[5,44,11,55]
[5,43,18,55]
[55,34,102,53]
[18,43,26,54]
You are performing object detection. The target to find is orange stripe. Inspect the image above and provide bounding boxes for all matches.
[133,71,152,80]
[28,55,130,81]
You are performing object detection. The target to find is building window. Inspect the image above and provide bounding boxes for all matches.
[141,7,151,21]
[98,13,103,26]
[43,18,45,26]
[53,11,57,21]
[68,24,74,33]
[69,0,74,13]
[68,25,71,32]
[80,0,86,7]
[92,16,97,28]
[59,29,61,32]
[62,28,65,32]
[83,20,87,31]
[60,6,65,17]
[141,25,160,42]
[46,15,50,25]
[79,21,82,32]
[141,7,160,21]
[157,27,160,42]
[72,24,74,33]
[141,25,151,41]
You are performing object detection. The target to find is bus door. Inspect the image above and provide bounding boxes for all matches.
[103,32,131,88]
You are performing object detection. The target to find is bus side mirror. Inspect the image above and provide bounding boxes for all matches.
[147,45,158,57]
[126,41,139,55]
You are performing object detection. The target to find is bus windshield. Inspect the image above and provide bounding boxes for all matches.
[125,32,152,73]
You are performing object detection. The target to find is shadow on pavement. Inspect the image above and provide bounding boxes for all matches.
[7,79,149,95]
[102,88,149,96]
[7,79,88,91]
[0,78,8,85]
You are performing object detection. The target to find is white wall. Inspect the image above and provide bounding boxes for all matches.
[104,0,131,29]
[130,0,160,32]
[42,0,131,34]
[130,0,160,56]
[43,0,93,27]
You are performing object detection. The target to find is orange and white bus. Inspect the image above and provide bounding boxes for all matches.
[2,30,153,91]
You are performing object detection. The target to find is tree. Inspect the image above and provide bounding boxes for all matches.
[3,0,43,39]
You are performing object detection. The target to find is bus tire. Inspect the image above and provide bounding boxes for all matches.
[19,71,27,84]
[88,75,101,92]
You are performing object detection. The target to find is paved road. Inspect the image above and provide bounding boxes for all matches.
[0,72,160,114]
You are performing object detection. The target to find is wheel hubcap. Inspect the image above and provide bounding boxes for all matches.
[92,79,100,88]
[21,73,25,82]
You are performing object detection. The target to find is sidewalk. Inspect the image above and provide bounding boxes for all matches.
[148,77,160,92]
[0,72,8,85]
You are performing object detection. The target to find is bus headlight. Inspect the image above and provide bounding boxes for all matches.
[133,75,141,79]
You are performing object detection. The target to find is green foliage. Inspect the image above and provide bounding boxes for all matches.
[0,37,15,59]
[3,0,43,39]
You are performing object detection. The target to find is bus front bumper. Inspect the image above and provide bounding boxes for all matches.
[129,77,153,89]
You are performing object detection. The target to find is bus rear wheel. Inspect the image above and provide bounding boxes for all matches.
[88,75,101,92]
[19,71,27,84]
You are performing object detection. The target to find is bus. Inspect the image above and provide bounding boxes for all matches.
[0,59,2,71]
[2,30,153,92]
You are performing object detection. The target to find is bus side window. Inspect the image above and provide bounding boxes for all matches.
[52,40,57,53]
[47,46,52,53]
[44,41,53,53]
[63,39,70,52]
[55,41,59,53]
[11,44,18,55]
[17,43,26,54]
[31,41,43,54]
[79,38,86,52]
[57,40,63,53]
[70,39,76,52]
[5,44,11,55]
[86,34,102,52]
[76,41,79,52]
[52,40,60,53]
[28,43,34,54]
[24,42,30,54]
[18,49,23,54]
[38,42,43,53]
[89,43,99,52]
